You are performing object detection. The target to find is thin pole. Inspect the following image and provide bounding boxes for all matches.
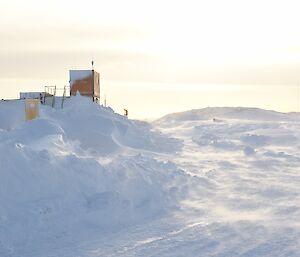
[297,81,299,112]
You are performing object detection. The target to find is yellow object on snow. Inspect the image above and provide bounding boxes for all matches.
[25,99,40,121]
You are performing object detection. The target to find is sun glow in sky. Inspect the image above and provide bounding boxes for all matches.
[1,0,300,118]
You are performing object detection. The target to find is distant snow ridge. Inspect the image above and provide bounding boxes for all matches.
[155,107,299,124]
[0,95,189,256]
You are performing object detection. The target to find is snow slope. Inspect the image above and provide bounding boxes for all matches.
[1,102,300,257]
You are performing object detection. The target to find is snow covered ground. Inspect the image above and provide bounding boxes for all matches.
[0,98,299,256]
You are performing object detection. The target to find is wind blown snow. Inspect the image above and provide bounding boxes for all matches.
[0,98,299,257]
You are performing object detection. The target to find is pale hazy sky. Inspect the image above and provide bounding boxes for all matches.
[1,0,300,118]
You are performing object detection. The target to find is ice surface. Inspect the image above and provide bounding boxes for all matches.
[0,100,300,256]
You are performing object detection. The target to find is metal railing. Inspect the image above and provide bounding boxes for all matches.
[44,85,70,108]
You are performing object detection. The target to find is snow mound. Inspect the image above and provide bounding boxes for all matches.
[1,95,181,155]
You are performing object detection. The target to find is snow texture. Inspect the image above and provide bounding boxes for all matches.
[69,70,93,87]
[0,98,300,257]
